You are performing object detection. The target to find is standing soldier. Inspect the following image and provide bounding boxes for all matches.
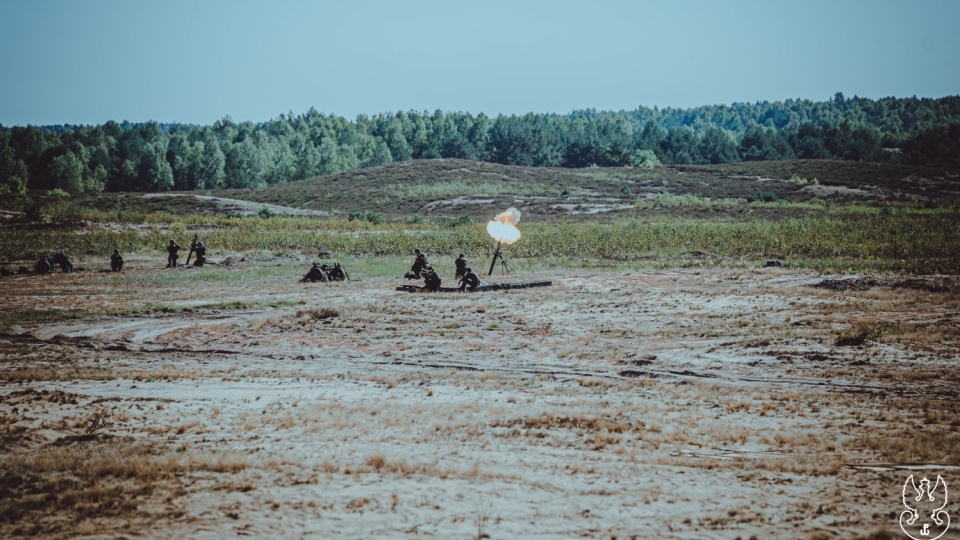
[166,240,181,268]
[458,267,480,292]
[193,241,207,267]
[111,249,124,272]
[454,253,468,280]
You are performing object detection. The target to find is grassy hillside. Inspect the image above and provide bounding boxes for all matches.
[217,159,960,220]
[2,159,959,273]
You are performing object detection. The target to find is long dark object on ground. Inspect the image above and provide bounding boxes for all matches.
[184,234,199,266]
[488,242,501,276]
[396,281,552,293]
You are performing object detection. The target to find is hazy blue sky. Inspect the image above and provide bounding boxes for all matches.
[1,0,958,126]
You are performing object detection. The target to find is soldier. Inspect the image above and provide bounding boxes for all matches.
[328,262,347,281]
[166,240,181,268]
[110,249,124,272]
[423,265,442,292]
[302,262,326,282]
[454,253,468,280]
[458,267,480,292]
[193,241,207,267]
[409,248,428,278]
[34,255,52,275]
[52,252,73,273]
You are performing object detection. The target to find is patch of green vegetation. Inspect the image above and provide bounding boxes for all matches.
[381,180,558,200]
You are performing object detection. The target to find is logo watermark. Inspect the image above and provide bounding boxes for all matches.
[900,474,950,540]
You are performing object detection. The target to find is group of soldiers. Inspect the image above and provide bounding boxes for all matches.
[34,252,74,274]
[408,248,480,292]
[166,239,206,268]
[301,261,348,282]
[4,243,484,294]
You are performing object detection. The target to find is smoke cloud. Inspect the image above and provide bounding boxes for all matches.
[487,207,522,245]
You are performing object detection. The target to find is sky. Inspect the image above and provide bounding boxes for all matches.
[0,0,958,126]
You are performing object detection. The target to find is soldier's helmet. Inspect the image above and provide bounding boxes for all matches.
[414,248,421,254]
[198,241,204,247]
[113,249,120,255]
[334,262,340,267]
[459,253,465,258]
[466,267,472,273]
[169,240,176,245]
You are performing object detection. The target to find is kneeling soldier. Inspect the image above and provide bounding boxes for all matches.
[302,262,326,282]
[328,262,347,281]
[423,265,442,292]
[458,267,480,292]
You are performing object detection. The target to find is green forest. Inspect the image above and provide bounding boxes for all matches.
[2,93,959,196]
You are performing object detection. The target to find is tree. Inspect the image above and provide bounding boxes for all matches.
[658,128,699,164]
[198,135,226,189]
[137,145,173,191]
[698,127,740,164]
[739,124,794,161]
[0,137,28,194]
[48,151,85,192]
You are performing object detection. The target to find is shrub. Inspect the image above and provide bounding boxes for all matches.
[747,191,780,203]
[435,214,472,228]
[349,211,384,225]
[258,206,275,219]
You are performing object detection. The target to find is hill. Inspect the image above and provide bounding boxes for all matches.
[214,159,960,220]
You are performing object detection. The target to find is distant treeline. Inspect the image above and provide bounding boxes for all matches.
[2,93,959,195]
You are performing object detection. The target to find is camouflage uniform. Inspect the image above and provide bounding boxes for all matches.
[34,256,52,275]
[166,241,181,268]
[412,255,428,278]
[458,268,480,292]
[423,267,442,291]
[455,254,468,280]
[194,242,207,267]
[111,249,124,272]
[52,252,73,273]
[303,263,326,282]
[328,262,347,281]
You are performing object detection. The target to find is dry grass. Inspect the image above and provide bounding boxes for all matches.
[0,440,249,537]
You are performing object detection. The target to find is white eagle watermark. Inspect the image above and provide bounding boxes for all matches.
[900,474,950,540]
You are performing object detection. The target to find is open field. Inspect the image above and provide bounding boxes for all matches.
[1,159,959,538]
[1,255,959,538]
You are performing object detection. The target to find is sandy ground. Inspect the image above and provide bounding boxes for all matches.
[1,260,958,539]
